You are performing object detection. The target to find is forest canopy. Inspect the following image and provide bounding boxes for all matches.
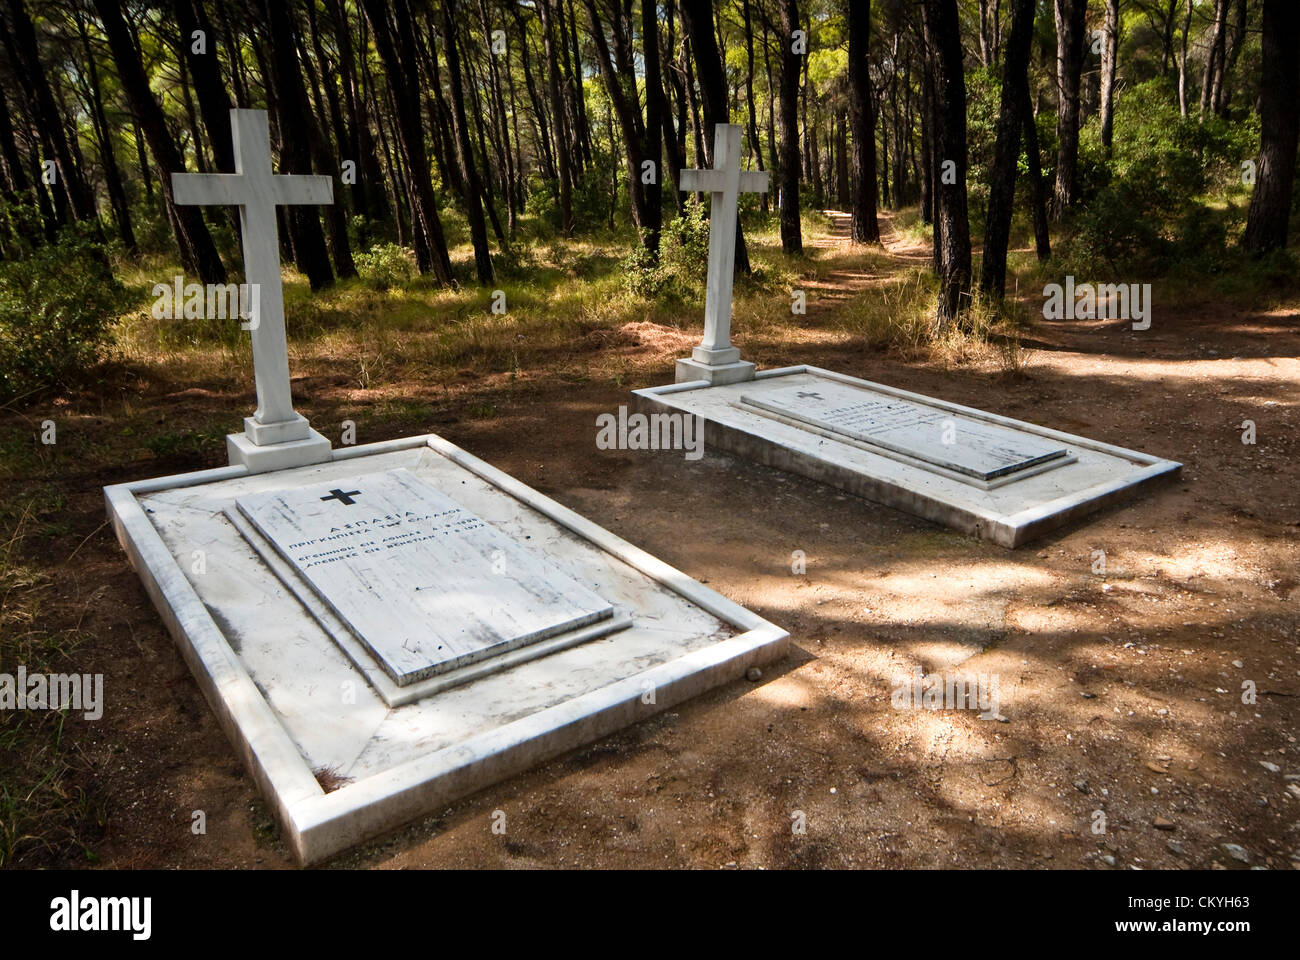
[0,0,1296,398]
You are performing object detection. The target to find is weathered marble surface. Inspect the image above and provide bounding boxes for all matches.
[635,366,1180,547]
[105,435,787,864]
[236,468,613,684]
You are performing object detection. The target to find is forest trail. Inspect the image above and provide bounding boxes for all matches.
[797,207,930,323]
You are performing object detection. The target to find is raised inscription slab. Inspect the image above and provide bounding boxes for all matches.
[235,468,613,684]
[740,381,1068,481]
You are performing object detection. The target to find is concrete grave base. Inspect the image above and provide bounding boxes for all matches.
[634,365,1181,548]
[104,434,788,864]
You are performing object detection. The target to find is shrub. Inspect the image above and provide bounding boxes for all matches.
[0,229,123,400]
[620,194,710,299]
[354,242,415,290]
[1063,79,1260,274]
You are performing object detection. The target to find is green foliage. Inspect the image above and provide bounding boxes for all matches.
[1064,79,1261,275]
[354,242,415,291]
[0,228,123,400]
[523,174,561,233]
[963,65,1002,233]
[621,194,710,299]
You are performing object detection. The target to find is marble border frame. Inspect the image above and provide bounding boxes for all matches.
[104,434,789,864]
[634,365,1183,547]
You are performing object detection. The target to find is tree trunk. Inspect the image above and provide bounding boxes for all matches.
[640,0,667,253]
[681,0,750,272]
[566,0,594,168]
[922,0,972,327]
[1216,0,1247,115]
[777,0,803,254]
[1053,0,1087,217]
[541,0,574,236]
[360,0,455,283]
[1099,0,1118,155]
[1241,0,1300,255]
[981,0,1035,297]
[443,0,493,283]
[1023,99,1051,261]
[1200,0,1227,117]
[6,0,97,223]
[742,0,767,214]
[92,0,225,283]
[261,0,335,289]
[74,7,135,251]
[1177,0,1192,117]
[848,0,879,242]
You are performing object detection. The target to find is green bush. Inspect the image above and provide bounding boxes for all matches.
[354,242,415,290]
[0,229,123,400]
[523,174,561,233]
[621,194,710,299]
[1063,79,1260,274]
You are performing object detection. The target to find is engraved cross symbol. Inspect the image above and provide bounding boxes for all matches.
[320,488,361,506]
[797,391,824,400]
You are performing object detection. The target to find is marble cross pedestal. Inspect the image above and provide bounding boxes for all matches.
[172,109,332,474]
[674,124,768,386]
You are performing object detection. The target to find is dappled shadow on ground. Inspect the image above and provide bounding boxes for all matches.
[1,225,1297,869]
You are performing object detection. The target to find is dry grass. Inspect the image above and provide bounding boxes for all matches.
[0,502,102,867]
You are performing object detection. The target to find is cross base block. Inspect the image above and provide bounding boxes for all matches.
[227,428,332,474]
[675,357,757,386]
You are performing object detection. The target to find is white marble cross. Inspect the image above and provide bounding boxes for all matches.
[172,109,333,471]
[677,124,768,383]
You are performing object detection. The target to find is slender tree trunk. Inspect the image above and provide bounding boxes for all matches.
[1023,99,1052,261]
[661,0,687,215]
[1177,0,1192,117]
[777,0,803,254]
[261,0,334,289]
[477,0,517,235]
[848,0,879,242]
[566,0,594,167]
[1216,0,1247,115]
[922,0,972,327]
[74,7,135,251]
[1100,0,1118,155]
[1053,0,1087,217]
[360,0,455,283]
[641,0,666,253]
[92,0,225,283]
[762,12,779,200]
[5,0,97,223]
[1241,0,1300,255]
[443,0,493,283]
[981,0,1035,297]
[458,30,507,245]
[541,0,574,236]
[681,0,750,272]
[1200,0,1227,117]
[742,0,767,214]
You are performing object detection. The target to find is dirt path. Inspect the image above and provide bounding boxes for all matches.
[796,209,929,324]
[7,220,1298,872]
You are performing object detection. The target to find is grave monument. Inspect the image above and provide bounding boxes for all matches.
[635,124,1181,547]
[106,109,787,863]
